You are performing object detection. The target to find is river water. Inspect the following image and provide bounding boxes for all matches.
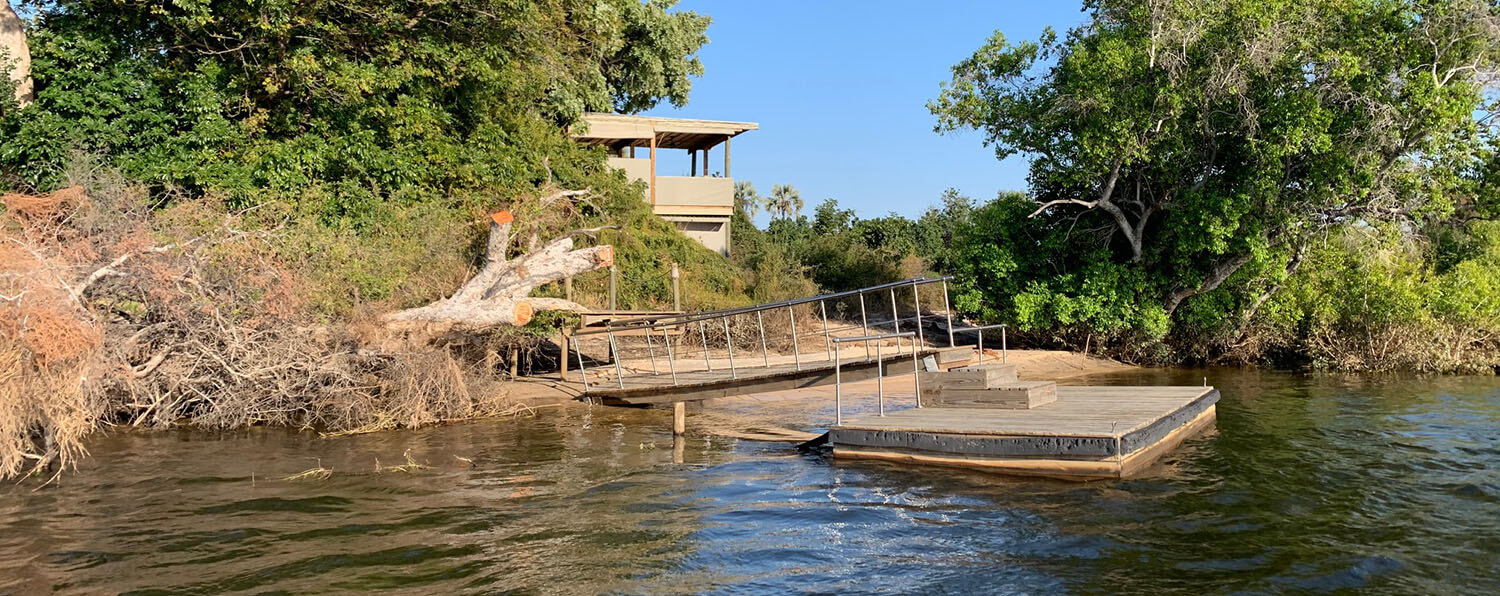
[2,368,1498,594]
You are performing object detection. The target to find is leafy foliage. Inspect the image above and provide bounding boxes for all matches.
[928,0,1500,365]
[0,0,744,318]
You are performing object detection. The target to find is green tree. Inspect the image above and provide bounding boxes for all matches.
[0,0,711,209]
[811,198,854,235]
[930,0,1500,349]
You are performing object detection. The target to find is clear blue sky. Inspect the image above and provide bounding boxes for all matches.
[641,1,1089,220]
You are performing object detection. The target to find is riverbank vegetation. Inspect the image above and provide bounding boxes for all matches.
[729,0,1500,373]
[3,0,1499,480]
[0,0,751,479]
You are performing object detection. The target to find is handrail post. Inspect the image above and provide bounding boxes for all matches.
[911,334,922,408]
[698,320,712,372]
[876,338,884,416]
[789,305,801,371]
[608,330,624,389]
[978,328,985,364]
[912,283,924,348]
[820,299,832,362]
[572,336,588,391]
[889,287,900,334]
[834,341,842,426]
[645,331,659,375]
[859,292,871,360]
[723,317,737,379]
[662,328,678,385]
[941,279,955,348]
[757,310,770,368]
[1002,325,1007,364]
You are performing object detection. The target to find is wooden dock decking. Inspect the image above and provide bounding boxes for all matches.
[829,385,1219,480]
[582,347,969,406]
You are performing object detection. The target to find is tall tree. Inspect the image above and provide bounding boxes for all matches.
[931,0,1500,332]
[0,0,710,201]
[734,180,764,218]
[769,183,803,220]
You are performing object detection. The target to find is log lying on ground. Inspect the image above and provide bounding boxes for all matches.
[384,210,612,332]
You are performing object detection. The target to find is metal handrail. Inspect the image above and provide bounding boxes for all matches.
[573,276,962,394]
[957,323,1008,364]
[832,331,922,425]
[573,275,955,336]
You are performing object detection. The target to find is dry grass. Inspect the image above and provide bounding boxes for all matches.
[0,173,532,481]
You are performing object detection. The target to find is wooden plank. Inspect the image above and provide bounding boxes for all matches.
[926,381,1056,409]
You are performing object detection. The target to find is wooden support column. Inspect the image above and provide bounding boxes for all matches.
[673,402,686,435]
[559,330,569,381]
[690,149,697,177]
[649,133,657,205]
[701,148,708,176]
[724,137,731,177]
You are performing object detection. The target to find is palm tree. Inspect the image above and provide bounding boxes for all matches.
[734,181,764,218]
[769,184,803,220]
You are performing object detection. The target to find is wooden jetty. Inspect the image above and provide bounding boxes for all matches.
[583,346,971,406]
[828,385,1218,481]
[569,277,1217,480]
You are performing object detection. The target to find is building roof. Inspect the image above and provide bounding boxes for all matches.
[572,113,758,151]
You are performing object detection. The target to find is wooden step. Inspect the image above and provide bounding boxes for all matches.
[919,363,1019,393]
[925,381,1057,409]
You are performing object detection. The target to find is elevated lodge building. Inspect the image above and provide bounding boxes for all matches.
[572,113,758,256]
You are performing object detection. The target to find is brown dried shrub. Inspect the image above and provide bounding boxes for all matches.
[0,172,529,481]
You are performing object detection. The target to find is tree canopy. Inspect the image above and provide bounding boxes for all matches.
[930,0,1500,354]
[1,0,710,215]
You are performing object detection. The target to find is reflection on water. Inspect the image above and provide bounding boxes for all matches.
[2,369,1498,594]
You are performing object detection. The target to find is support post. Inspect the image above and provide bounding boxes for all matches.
[572,336,588,390]
[559,331,569,381]
[671,263,681,312]
[662,328,678,385]
[978,328,984,364]
[889,287,901,356]
[649,133,658,205]
[723,317,737,379]
[609,265,618,313]
[690,149,697,177]
[941,279,955,348]
[1002,325,1008,364]
[820,300,832,362]
[876,339,884,417]
[834,342,842,426]
[859,292,871,359]
[673,402,685,436]
[757,310,770,367]
[608,330,624,389]
[698,320,712,372]
[724,137,731,177]
[789,306,801,371]
[645,331,659,375]
[911,335,922,408]
[912,284,924,347]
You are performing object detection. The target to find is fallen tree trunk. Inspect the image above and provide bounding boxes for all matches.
[384,209,612,332]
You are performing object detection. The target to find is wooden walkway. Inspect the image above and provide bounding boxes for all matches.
[582,347,968,406]
[829,385,1219,480]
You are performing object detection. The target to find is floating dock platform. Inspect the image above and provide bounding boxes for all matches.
[828,385,1218,481]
